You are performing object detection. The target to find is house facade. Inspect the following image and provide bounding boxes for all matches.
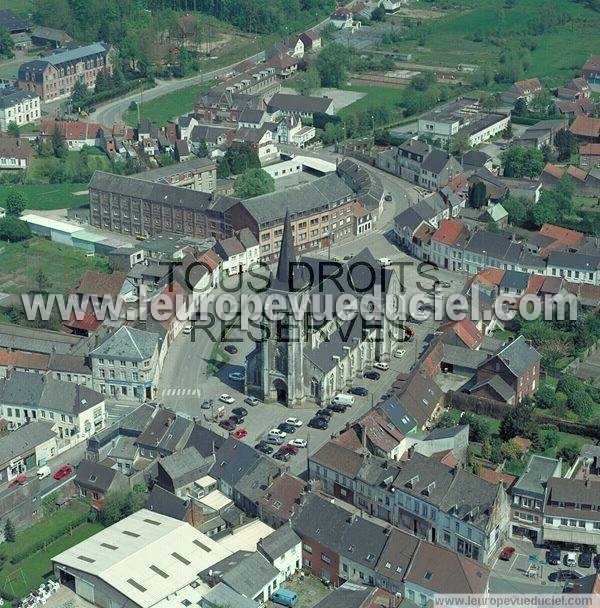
[0,87,41,131]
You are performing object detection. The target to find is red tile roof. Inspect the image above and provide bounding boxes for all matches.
[542,162,565,179]
[471,268,505,288]
[40,119,106,140]
[478,470,517,490]
[566,165,587,182]
[198,250,222,272]
[0,349,49,371]
[259,473,306,520]
[539,223,585,248]
[431,219,469,246]
[570,116,600,138]
[439,318,483,350]
[74,270,127,299]
[580,143,600,156]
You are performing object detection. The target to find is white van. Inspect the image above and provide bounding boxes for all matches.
[565,552,577,567]
[378,257,392,267]
[331,393,355,406]
[37,465,51,480]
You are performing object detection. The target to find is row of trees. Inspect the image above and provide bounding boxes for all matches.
[216,144,261,178]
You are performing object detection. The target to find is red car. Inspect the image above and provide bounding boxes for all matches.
[500,546,516,561]
[278,444,299,456]
[232,428,248,440]
[53,465,73,480]
[8,474,26,488]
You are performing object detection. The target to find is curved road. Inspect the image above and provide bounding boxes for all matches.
[90,50,266,126]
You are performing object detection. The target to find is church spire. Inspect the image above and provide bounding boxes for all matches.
[273,210,307,292]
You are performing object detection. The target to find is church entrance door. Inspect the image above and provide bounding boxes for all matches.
[273,378,288,405]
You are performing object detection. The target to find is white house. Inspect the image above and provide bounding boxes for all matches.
[0,371,106,453]
[257,525,302,586]
[0,87,41,131]
[214,229,260,276]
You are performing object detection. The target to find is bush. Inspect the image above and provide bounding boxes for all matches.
[0,217,31,242]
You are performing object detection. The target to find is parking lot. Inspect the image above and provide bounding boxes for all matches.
[489,538,599,593]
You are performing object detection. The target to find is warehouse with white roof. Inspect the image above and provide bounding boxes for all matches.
[52,509,233,608]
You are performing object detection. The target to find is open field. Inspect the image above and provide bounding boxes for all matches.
[339,84,404,119]
[379,0,600,86]
[0,184,89,211]
[0,238,110,294]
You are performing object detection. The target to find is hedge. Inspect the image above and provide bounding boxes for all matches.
[80,78,156,109]
[10,512,90,564]
[510,113,566,125]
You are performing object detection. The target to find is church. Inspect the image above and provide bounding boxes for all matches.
[245,212,402,407]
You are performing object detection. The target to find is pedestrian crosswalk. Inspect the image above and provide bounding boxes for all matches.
[160,387,201,397]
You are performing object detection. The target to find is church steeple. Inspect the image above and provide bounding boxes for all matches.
[273,210,307,292]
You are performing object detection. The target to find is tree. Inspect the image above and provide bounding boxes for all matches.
[502,146,543,178]
[51,127,68,159]
[554,128,578,162]
[0,217,31,242]
[503,195,527,226]
[7,121,20,138]
[196,141,209,158]
[70,80,89,107]
[513,97,528,116]
[499,403,534,441]
[5,190,27,216]
[35,268,51,292]
[463,413,491,443]
[436,412,458,428]
[294,66,321,96]
[450,130,470,157]
[535,384,556,409]
[481,438,492,460]
[529,89,551,114]
[489,437,504,464]
[535,424,560,450]
[557,443,579,465]
[371,5,386,21]
[217,158,230,178]
[315,43,350,88]
[0,27,15,59]
[4,518,16,542]
[468,181,487,209]
[501,438,525,460]
[529,195,558,227]
[571,389,595,421]
[233,168,275,198]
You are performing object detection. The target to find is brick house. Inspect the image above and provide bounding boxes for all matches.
[476,336,541,402]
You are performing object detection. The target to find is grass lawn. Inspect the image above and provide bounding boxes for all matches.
[574,195,600,210]
[1,523,103,599]
[494,329,516,341]
[0,238,110,294]
[0,183,89,211]
[381,0,600,86]
[265,574,330,608]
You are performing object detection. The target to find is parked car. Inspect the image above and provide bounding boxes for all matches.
[53,465,73,480]
[549,570,583,582]
[245,396,260,406]
[8,474,26,487]
[279,444,300,456]
[308,417,329,430]
[274,451,291,462]
[183,324,192,335]
[219,394,235,404]
[228,371,245,382]
[255,441,274,454]
[500,547,516,561]
[394,349,406,358]
[566,552,578,568]
[224,344,238,354]
[285,417,303,427]
[378,257,391,266]
[266,435,284,446]
[219,418,236,431]
[373,361,390,371]
[363,371,380,380]
[278,422,296,434]
[384,194,392,202]
[349,386,368,396]
[593,554,600,570]
[434,280,451,288]
[316,409,332,419]
[270,589,298,607]
[229,413,245,424]
[268,428,287,439]
[327,403,347,413]
[547,547,561,565]
[201,399,214,409]
[232,428,247,440]
[289,438,308,448]
[579,552,593,568]
[232,407,248,418]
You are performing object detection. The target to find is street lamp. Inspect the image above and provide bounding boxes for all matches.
[371,115,375,139]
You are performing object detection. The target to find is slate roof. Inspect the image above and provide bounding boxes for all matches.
[500,270,529,292]
[394,205,433,234]
[374,528,419,585]
[0,9,28,32]
[219,551,279,598]
[258,523,300,561]
[548,250,600,271]
[512,454,560,499]
[74,459,122,493]
[89,171,215,212]
[462,150,491,169]
[145,485,189,520]
[311,440,365,479]
[469,375,515,402]
[378,395,418,435]
[240,172,353,225]
[0,371,103,414]
[209,438,263,489]
[465,230,522,263]
[267,93,333,115]
[0,87,39,109]
[492,335,541,377]
[339,516,389,570]
[184,424,224,458]
[158,446,208,486]
[424,424,469,442]
[48,353,92,375]
[202,583,256,608]
[292,493,352,554]
[421,148,455,174]
[90,326,159,362]
[0,422,56,466]
[313,583,373,608]
[239,108,265,123]
[238,228,258,249]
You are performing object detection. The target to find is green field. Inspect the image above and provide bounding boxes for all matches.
[385,0,600,86]
[0,501,102,599]
[0,184,89,211]
[0,238,110,294]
